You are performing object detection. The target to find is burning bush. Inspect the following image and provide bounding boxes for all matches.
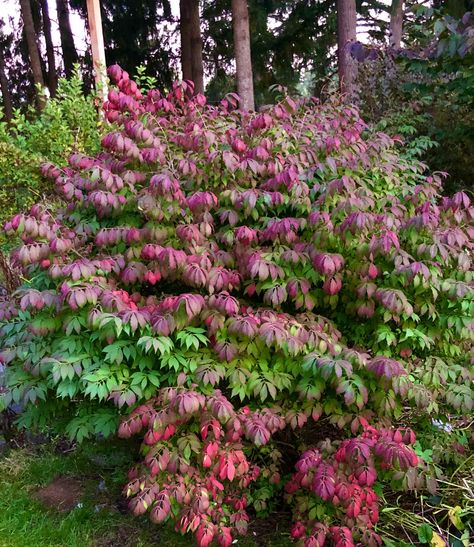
[0,65,472,544]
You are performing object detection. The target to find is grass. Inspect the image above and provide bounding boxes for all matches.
[2,433,471,547]
[0,438,291,547]
[0,439,193,547]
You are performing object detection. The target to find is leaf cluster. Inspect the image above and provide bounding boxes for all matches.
[0,65,473,545]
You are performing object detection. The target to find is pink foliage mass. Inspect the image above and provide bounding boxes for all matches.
[287,421,418,546]
[0,65,473,545]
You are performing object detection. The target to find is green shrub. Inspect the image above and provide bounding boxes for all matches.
[357,8,474,195]
[0,69,101,245]
[0,66,472,545]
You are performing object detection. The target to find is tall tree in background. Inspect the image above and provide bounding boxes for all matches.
[19,0,45,109]
[39,0,57,95]
[337,0,357,98]
[0,27,13,123]
[30,0,50,86]
[72,0,174,89]
[180,0,192,81]
[179,0,204,93]
[231,0,254,110]
[263,1,336,98]
[0,51,13,123]
[189,0,204,93]
[203,0,337,105]
[389,0,404,48]
[56,0,79,77]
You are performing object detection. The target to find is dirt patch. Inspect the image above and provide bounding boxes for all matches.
[93,525,144,547]
[35,475,84,512]
[114,494,130,515]
[247,512,292,545]
[273,419,345,475]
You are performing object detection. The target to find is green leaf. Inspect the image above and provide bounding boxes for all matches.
[417,523,433,544]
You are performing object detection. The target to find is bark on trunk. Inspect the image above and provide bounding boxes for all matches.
[189,0,204,94]
[30,0,49,86]
[56,0,79,78]
[30,0,43,36]
[39,0,57,96]
[389,0,404,48]
[180,0,192,81]
[231,0,254,111]
[0,45,13,123]
[19,0,45,109]
[337,0,357,100]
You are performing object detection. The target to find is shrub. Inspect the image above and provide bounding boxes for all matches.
[0,65,472,544]
[120,384,276,544]
[286,420,418,546]
[0,70,101,245]
[401,8,474,195]
[356,8,474,195]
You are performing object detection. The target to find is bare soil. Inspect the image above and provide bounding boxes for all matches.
[93,525,147,547]
[34,475,84,512]
[247,512,292,545]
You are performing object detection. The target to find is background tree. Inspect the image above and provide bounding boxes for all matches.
[337,0,357,98]
[249,0,337,101]
[30,0,51,92]
[433,0,473,17]
[179,0,204,93]
[201,0,234,101]
[1,16,37,108]
[203,0,337,105]
[389,0,404,48]
[1,0,472,121]
[0,26,14,123]
[179,0,192,81]
[56,0,79,78]
[39,0,57,96]
[231,0,254,110]
[19,0,45,109]
[189,0,203,94]
[72,0,175,90]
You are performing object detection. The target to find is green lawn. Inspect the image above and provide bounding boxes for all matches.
[0,442,176,546]
[0,438,291,547]
[3,436,469,547]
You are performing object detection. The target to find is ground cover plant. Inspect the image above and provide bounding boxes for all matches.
[0,65,473,545]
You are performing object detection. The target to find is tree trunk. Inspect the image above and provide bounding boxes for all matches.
[189,0,204,94]
[389,0,404,48]
[56,0,79,78]
[30,0,43,36]
[0,45,13,123]
[231,0,254,111]
[19,0,45,109]
[30,0,49,87]
[179,0,192,81]
[86,0,107,96]
[39,0,57,95]
[337,0,357,100]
